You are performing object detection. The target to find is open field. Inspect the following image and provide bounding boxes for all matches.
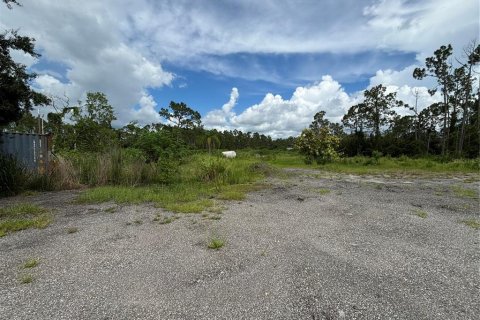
[0,168,479,319]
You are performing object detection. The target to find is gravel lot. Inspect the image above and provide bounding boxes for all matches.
[0,170,479,320]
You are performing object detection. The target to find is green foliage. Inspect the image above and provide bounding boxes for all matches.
[133,129,187,163]
[0,154,28,196]
[296,127,340,164]
[0,29,50,126]
[412,209,428,218]
[19,274,34,284]
[159,101,201,129]
[207,237,225,250]
[23,258,39,269]
[451,186,478,199]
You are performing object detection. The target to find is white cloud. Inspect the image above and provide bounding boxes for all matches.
[203,88,239,127]
[204,73,446,138]
[205,76,359,138]
[1,0,173,126]
[125,93,162,125]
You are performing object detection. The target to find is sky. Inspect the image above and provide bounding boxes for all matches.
[1,0,478,138]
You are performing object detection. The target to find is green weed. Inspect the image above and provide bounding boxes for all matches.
[20,274,34,284]
[412,209,428,218]
[317,188,331,195]
[207,237,225,250]
[104,206,116,213]
[461,219,480,230]
[23,258,39,269]
[67,227,78,234]
[452,186,478,199]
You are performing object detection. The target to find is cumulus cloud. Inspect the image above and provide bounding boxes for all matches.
[204,76,360,138]
[1,0,173,126]
[1,0,476,128]
[203,88,239,127]
[125,93,162,125]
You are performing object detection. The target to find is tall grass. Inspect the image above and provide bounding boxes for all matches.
[56,148,177,187]
[76,152,271,213]
[0,154,29,196]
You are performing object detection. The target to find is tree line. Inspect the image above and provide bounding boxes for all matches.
[298,42,479,162]
[1,0,478,160]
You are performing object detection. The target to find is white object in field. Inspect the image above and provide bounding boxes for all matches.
[222,151,237,158]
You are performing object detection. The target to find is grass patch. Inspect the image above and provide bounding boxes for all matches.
[67,227,78,234]
[159,217,174,224]
[412,209,428,218]
[19,274,34,284]
[317,188,331,195]
[452,186,478,199]
[207,205,225,214]
[104,206,116,213]
[23,258,39,269]
[217,183,268,201]
[207,237,225,250]
[0,203,52,237]
[21,190,39,196]
[461,219,480,230]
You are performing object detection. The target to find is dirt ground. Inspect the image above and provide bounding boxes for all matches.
[0,169,479,320]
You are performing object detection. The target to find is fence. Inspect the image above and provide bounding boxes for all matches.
[0,132,51,174]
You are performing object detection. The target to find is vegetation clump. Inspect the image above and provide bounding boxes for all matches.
[207,237,225,250]
[0,203,52,237]
[23,258,39,269]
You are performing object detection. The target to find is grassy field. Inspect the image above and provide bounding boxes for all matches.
[76,150,478,214]
[76,153,271,213]
[259,150,479,176]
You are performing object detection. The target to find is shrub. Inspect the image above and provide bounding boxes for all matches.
[0,154,28,197]
[295,128,340,164]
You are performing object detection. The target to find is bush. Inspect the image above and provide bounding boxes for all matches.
[295,128,340,165]
[0,154,28,197]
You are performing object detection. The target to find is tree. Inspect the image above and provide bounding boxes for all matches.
[342,103,368,133]
[295,127,340,164]
[0,1,50,126]
[310,111,330,132]
[413,44,454,155]
[159,101,201,129]
[454,42,480,155]
[362,84,401,138]
[67,92,117,152]
[83,92,116,127]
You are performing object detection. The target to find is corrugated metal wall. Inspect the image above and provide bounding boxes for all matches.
[0,132,50,173]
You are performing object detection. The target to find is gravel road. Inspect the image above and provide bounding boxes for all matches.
[0,169,479,319]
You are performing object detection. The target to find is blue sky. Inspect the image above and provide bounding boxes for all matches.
[1,0,478,137]
[157,50,417,115]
